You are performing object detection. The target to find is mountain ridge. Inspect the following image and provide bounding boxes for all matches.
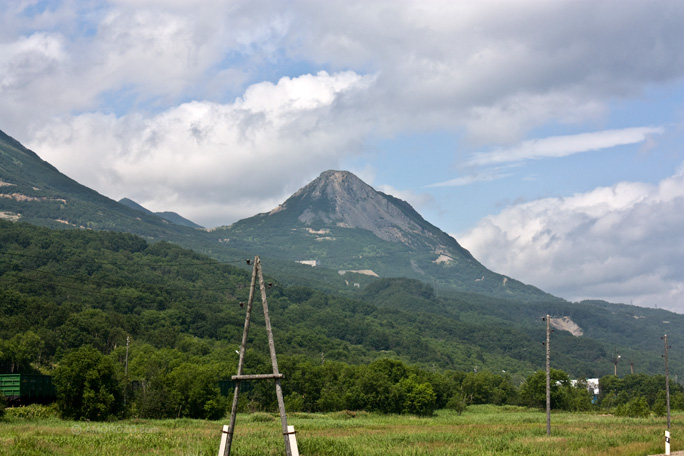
[1,128,555,302]
[0,129,200,238]
[218,170,559,302]
[118,197,204,229]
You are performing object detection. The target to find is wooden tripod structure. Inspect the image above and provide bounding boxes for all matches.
[220,256,293,456]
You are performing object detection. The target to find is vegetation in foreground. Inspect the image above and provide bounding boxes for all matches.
[1,405,682,456]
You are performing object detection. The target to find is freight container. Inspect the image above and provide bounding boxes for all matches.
[0,374,56,404]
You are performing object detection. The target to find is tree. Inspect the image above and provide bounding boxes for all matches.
[461,371,516,405]
[398,377,437,416]
[166,362,227,419]
[53,346,124,420]
[4,331,44,373]
[519,369,571,409]
[563,379,594,412]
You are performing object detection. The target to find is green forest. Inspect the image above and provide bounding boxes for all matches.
[0,220,681,422]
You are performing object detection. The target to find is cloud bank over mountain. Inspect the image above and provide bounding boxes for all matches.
[459,166,684,312]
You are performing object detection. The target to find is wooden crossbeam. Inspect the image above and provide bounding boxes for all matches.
[231,374,284,381]
[220,256,294,456]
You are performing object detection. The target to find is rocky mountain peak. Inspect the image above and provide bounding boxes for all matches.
[271,170,449,247]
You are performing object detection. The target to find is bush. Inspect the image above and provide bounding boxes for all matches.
[653,390,667,417]
[249,412,276,422]
[614,396,650,418]
[445,394,468,415]
[0,392,5,418]
[4,403,59,420]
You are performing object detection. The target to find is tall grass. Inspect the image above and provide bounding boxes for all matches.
[0,406,679,455]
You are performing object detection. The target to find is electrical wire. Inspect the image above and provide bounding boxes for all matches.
[0,250,259,299]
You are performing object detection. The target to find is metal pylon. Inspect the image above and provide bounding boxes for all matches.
[221,256,292,456]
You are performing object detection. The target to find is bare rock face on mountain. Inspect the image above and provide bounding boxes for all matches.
[271,170,455,248]
[220,170,556,302]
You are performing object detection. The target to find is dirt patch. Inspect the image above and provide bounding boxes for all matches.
[550,316,584,336]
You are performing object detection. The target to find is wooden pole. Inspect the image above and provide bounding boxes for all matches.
[545,314,551,436]
[664,334,671,430]
[223,258,258,456]
[221,256,293,456]
[125,336,129,376]
[256,257,293,456]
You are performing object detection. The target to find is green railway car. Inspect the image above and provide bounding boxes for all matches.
[0,374,57,404]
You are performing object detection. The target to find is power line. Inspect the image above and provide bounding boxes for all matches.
[0,253,258,298]
[0,250,248,267]
[1,266,236,295]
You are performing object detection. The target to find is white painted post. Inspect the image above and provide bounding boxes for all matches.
[287,426,300,456]
[665,430,671,455]
[218,425,229,456]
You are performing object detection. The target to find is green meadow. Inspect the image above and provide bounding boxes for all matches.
[1,405,680,456]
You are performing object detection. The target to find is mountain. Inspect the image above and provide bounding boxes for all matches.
[119,197,204,229]
[0,129,202,239]
[0,129,556,301]
[215,170,558,302]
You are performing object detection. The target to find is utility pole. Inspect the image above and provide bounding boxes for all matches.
[613,350,621,376]
[630,360,634,375]
[544,314,551,436]
[125,335,130,376]
[124,335,130,408]
[663,334,671,455]
[663,334,671,430]
[221,256,294,456]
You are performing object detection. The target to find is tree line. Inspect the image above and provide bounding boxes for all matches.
[38,345,684,421]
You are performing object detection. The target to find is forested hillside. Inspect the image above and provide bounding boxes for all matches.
[2,219,681,378]
[1,220,682,420]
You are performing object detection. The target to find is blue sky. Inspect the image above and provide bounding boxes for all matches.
[1,0,683,312]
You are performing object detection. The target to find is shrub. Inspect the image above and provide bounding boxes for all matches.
[4,403,59,420]
[614,396,650,418]
[445,394,468,415]
[249,412,276,422]
[653,390,667,417]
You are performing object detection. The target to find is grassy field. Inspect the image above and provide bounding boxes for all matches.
[1,405,680,455]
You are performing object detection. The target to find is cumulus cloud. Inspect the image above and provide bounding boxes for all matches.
[28,71,375,227]
[286,0,684,142]
[458,166,684,312]
[3,0,684,144]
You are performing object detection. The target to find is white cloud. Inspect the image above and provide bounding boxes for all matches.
[28,70,375,228]
[2,0,683,144]
[458,166,684,312]
[427,168,514,188]
[286,0,684,142]
[465,127,665,167]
